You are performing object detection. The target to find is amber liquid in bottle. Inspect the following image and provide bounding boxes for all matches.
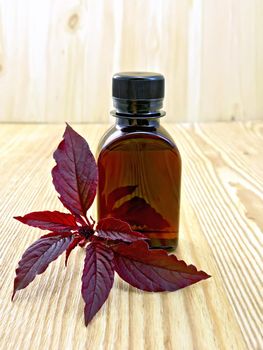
[97,72,181,250]
[97,121,181,250]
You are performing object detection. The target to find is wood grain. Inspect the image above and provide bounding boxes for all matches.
[0,1,262,123]
[0,122,262,349]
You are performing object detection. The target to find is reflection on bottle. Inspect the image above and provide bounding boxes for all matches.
[98,177,179,251]
[97,135,181,250]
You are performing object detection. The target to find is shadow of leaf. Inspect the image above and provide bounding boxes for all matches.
[110,196,170,230]
[107,185,138,211]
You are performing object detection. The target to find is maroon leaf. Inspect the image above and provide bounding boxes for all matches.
[111,196,170,230]
[113,240,210,292]
[107,185,137,210]
[40,231,73,239]
[14,211,78,232]
[96,217,148,243]
[65,236,83,266]
[12,235,73,300]
[81,242,115,325]
[12,123,211,328]
[52,124,98,217]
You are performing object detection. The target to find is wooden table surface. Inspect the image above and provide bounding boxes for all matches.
[0,122,262,350]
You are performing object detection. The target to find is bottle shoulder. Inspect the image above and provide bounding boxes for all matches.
[96,123,181,158]
[96,125,116,156]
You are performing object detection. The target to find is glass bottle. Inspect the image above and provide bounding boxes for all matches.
[96,72,181,250]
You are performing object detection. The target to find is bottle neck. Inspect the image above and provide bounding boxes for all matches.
[111,98,165,128]
[114,116,161,128]
[113,98,163,114]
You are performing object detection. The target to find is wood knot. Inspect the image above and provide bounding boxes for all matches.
[68,13,79,30]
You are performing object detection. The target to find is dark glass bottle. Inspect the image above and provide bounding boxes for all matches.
[97,72,181,250]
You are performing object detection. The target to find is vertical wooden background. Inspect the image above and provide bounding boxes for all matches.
[0,0,262,123]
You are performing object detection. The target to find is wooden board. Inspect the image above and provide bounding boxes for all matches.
[0,0,263,123]
[0,122,262,350]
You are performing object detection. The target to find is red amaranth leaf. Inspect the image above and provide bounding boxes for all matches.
[81,242,115,325]
[40,231,73,239]
[96,217,148,243]
[12,235,73,300]
[111,196,170,230]
[113,240,210,292]
[52,124,98,217]
[65,236,83,266]
[14,211,78,232]
[107,185,137,210]
[12,123,211,328]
